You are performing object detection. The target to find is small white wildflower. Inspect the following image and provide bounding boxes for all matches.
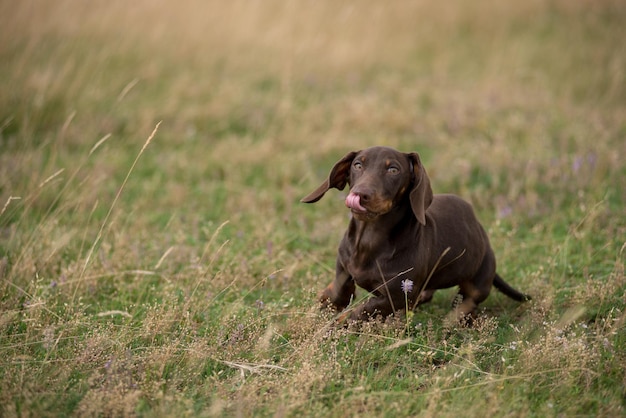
[401,279,414,294]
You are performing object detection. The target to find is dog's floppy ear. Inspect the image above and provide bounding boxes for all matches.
[407,152,433,225]
[301,151,359,203]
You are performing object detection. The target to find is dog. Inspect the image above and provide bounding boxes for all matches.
[302,146,530,322]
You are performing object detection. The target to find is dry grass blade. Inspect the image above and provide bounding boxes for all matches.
[74,122,161,301]
[0,196,21,218]
[97,310,132,318]
[411,247,451,311]
[222,360,288,375]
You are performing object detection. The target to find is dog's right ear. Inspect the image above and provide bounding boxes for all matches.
[301,151,359,203]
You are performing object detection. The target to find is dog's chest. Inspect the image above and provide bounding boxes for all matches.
[345,259,385,292]
[339,219,422,292]
[340,238,414,293]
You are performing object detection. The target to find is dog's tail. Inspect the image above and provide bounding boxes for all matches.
[493,273,531,302]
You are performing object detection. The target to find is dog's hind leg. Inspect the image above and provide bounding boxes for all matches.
[455,253,496,321]
[416,289,435,305]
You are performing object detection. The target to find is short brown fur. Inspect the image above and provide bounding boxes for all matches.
[302,146,530,322]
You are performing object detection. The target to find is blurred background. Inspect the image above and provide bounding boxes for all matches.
[2,1,624,220]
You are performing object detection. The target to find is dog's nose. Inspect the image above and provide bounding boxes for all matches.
[359,192,371,203]
[352,187,373,203]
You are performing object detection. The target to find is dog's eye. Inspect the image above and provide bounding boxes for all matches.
[353,161,363,170]
[387,166,399,175]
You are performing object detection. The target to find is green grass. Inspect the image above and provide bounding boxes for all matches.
[1,1,625,416]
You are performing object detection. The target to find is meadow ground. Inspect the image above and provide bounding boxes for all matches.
[1,1,625,416]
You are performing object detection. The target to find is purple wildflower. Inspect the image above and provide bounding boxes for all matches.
[401,279,414,294]
[572,156,584,173]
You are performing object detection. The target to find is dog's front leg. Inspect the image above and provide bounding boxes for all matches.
[348,293,401,321]
[319,259,355,312]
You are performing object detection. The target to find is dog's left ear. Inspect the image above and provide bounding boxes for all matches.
[301,151,359,203]
[407,153,433,226]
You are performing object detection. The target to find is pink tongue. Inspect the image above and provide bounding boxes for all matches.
[345,192,367,213]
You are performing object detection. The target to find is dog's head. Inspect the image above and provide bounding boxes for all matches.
[301,146,433,224]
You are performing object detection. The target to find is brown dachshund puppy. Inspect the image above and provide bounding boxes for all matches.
[302,146,530,322]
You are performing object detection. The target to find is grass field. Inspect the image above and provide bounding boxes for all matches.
[1,1,625,416]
